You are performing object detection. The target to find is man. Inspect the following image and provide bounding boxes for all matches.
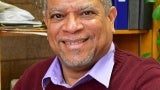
[13,0,160,90]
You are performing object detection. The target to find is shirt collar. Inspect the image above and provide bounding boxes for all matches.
[42,42,115,89]
[88,42,115,88]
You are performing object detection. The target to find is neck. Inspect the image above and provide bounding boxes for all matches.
[61,63,94,85]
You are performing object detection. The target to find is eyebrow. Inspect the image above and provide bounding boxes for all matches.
[79,3,100,15]
[49,3,99,13]
[49,7,65,13]
[79,3,93,10]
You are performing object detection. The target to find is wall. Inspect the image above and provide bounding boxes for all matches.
[1,35,53,90]
[0,1,52,90]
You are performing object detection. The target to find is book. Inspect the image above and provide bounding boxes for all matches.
[112,0,128,30]
[128,0,139,29]
[139,0,153,30]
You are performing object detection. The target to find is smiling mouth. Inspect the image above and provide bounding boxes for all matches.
[62,38,89,48]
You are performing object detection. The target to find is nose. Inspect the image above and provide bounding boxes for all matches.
[62,14,83,33]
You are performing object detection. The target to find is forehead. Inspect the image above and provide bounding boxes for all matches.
[47,0,103,9]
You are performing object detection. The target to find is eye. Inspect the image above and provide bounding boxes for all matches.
[48,13,65,22]
[50,14,64,19]
[82,11,94,16]
[80,10,96,19]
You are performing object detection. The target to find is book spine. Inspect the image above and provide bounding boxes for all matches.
[128,0,139,29]
[139,0,153,30]
[113,0,128,30]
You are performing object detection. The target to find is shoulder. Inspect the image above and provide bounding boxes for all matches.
[114,46,160,80]
[24,57,55,76]
[13,56,55,90]
[114,46,160,69]
[110,47,160,90]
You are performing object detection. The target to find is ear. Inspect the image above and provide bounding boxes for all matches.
[108,6,117,33]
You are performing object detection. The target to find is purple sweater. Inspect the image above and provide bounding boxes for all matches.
[13,47,160,90]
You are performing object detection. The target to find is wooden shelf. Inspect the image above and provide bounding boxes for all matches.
[0,31,30,36]
[0,31,47,36]
[0,28,47,36]
[115,30,148,34]
[0,29,149,36]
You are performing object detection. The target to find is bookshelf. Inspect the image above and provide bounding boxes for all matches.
[114,30,151,56]
[115,30,148,34]
[0,29,148,35]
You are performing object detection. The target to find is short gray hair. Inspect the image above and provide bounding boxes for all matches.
[42,0,112,15]
[100,0,112,13]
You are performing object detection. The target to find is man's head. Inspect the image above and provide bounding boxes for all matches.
[43,0,117,69]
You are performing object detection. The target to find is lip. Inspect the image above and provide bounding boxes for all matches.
[62,38,89,49]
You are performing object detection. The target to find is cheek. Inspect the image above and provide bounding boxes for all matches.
[83,19,101,32]
[47,23,60,50]
[47,23,60,38]
[83,19,106,40]
[85,19,112,44]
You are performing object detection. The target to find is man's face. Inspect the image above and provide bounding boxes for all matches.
[44,0,116,67]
